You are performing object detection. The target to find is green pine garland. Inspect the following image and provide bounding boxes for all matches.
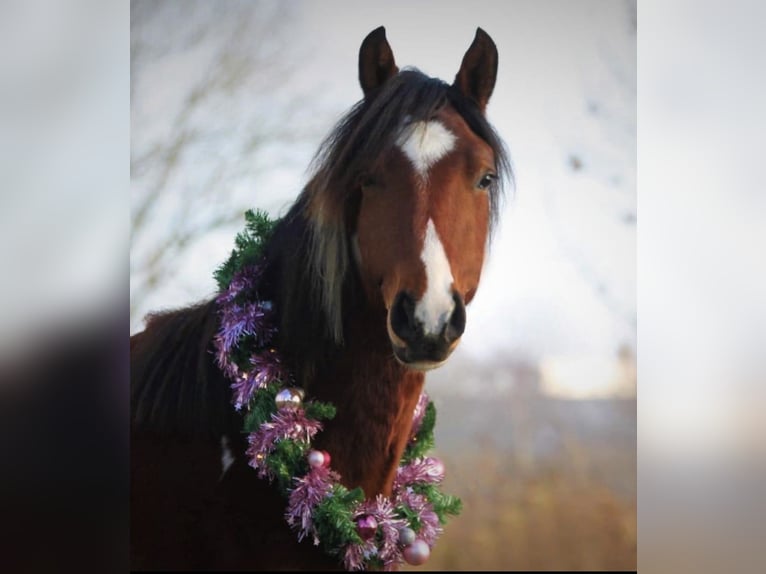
[214,208,277,291]
[401,402,436,462]
[216,209,461,569]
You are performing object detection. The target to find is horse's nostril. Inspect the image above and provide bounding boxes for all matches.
[443,292,466,344]
[390,291,418,344]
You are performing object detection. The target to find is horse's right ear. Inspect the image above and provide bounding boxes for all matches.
[359,26,399,97]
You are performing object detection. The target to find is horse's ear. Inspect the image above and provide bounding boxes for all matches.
[453,28,498,113]
[359,26,399,97]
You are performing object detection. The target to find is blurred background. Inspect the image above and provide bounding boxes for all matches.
[131,0,636,570]
[2,0,765,572]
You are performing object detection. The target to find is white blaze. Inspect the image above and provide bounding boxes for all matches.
[397,120,456,177]
[415,219,455,335]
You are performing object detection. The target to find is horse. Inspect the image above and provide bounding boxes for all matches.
[131,26,511,570]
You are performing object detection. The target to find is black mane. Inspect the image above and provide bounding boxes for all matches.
[131,299,239,438]
[309,68,512,230]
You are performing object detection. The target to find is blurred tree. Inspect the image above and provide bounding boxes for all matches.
[130,0,319,330]
[544,0,636,336]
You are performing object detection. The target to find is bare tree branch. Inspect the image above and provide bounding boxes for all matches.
[130,1,321,327]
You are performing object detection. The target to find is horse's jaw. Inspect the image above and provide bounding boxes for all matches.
[393,356,448,372]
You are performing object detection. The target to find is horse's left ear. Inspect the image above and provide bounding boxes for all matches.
[453,28,498,113]
[359,26,399,97]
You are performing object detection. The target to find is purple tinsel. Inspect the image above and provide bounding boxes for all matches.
[229,371,256,411]
[213,265,277,382]
[408,391,430,442]
[230,350,289,410]
[246,408,323,478]
[393,456,445,491]
[343,539,372,572]
[216,261,452,570]
[344,495,407,571]
[285,465,340,544]
[213,263,286,410]
[218,301,267,351]
[217,265,259,305]
[394,490,442,547]
[215,301,275,369]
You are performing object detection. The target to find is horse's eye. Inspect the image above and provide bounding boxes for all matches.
[476,172,496,190]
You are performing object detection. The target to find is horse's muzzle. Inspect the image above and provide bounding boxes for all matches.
[388,290,466,370]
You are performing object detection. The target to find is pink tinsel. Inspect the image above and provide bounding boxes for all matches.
[344,495,407,571]
[228,350,288,410]
[249,349,287,385]
[213,265,277,383]
[408,391,429,442]
[245,409,323,478]
[216,265,453,570]
[217,265,259,305]
[285,465,340,544]
[230,371,255,411]
[342,541,369,572]
[218,302,266,349]
[393,456,445,491]
[394,490,442,547]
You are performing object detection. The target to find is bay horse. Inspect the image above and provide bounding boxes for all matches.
[131,26,510,570]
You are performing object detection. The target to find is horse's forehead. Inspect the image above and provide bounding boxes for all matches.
[396,116,457,178]
[395,107,492,180]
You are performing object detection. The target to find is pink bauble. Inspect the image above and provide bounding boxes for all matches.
[403,539,430,565]
[356,515,378,541]
[428,457,445,479]
[307,450,325,468]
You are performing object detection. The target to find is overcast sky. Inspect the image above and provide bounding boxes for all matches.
[131,0,636,371]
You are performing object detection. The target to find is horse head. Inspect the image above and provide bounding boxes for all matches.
[305,27,509,370]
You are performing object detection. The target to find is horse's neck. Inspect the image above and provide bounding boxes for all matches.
[261,209,424,497]
[308,314,425,498]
